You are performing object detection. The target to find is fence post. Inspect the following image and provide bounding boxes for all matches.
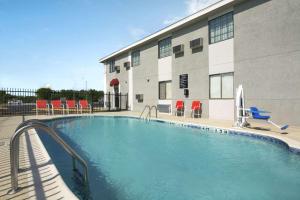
[108,92,111,111]
[119,93,122,111]
[91,93,94,113]
[126,93,128,110]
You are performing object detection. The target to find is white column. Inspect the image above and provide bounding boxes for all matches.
[128,52,133,111]
[103,63,107,108]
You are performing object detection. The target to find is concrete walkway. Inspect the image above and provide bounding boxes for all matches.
[0,112,299,199]
[0,116,77,200]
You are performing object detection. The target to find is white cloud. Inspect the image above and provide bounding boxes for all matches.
[185,0,219,15]
[128,27,147,40]
[44,84,52,89]
[162,0,219,26]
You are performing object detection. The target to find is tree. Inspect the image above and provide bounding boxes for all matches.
[0,90,6,104]
[0,90,14,104]
[88,89,104,102]
[35,87,104,102]
[36,88,52,99]
[60,90,75,100]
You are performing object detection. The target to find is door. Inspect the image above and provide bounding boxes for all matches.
[114,85,120,109]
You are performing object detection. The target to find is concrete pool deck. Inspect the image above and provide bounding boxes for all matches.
[0,116,78,200]
[0,112,300,199]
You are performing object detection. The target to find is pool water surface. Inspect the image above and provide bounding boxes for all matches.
[39,117,300,200]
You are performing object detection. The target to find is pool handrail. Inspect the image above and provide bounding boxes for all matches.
[139,105,151,119]
[146,105,158,120]
[9,120,89,193]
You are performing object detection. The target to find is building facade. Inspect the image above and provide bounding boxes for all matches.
[100,0,300,126]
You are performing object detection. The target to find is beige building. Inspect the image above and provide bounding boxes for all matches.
[100,0,300,126]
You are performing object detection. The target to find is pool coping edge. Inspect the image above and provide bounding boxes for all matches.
[40,114,300,154]
[30,129,80,199]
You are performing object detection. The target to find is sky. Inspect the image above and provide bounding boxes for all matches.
[0,0,218,90]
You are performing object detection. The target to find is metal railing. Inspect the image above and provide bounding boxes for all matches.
[146,105,158,120]
[103,92,128,111]
[9,119,89,193]
[140,105,158,120]
[139,105,151,119]
[0,88,128,116]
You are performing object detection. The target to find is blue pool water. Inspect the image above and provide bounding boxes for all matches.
[39,117,300,200]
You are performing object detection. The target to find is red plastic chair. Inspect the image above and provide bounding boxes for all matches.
[175,100,184,116]
[66,100,77,114]
[36,100,50,115]
[191,101,202,118]
[51,100,64,115]
[79,100,91,114]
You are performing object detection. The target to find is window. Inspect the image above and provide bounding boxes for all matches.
[209,12,233,44]
[159,81,172,100]
[221,73,234,98]
[131,50,140,66]
[209,73,233,99]
[108,60,115,73]
[179,74,188,89]
[210,75,221,98]
[158,37,172,58]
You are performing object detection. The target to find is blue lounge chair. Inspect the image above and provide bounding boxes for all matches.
[249,107,288,130]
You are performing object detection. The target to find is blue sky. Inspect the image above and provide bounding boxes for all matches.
[0,0,217,90]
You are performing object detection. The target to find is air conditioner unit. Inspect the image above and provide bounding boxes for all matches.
[124,62,131,68]
[135,94,143,103]
[173,44,184,54]
[190,38,203,49]
[114,66,120,72]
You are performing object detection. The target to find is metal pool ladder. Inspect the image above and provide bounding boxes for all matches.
[139,105,158,120]
[9,119,89,193]
[139,105,151,119]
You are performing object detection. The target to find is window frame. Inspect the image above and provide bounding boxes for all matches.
[131,50,140,67]
[108,60,115,73]
[209,72,234,99]
[159,80,172,100]
[209,12,234,44]
[158,37,172,59]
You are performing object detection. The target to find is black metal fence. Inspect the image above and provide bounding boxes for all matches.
[103,92,128,111]
[0,88,128,116]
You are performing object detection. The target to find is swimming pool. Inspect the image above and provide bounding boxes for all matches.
[39,116,300,200]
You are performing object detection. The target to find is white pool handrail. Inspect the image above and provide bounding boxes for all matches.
[139,105,151,119]
[146,105,158,120]
[9,120,89,193]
